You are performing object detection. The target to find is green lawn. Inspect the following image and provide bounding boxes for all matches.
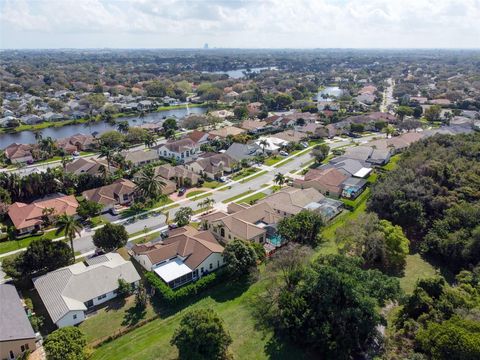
[131,232,162,244]
[239,170,267,183]
[202,180,222,189]
[239,191,268,204]
[79,295,157,345]
[398,254,437,294]
[0,228,66,256]
[382,154,402,171]
[222,190,254,204]
[264,156,283,166]
[186,190,207,199]
[231,168,258,181]
[90,274,305,360]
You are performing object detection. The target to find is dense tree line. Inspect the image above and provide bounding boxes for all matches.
[388,271,480,359]
[368,133,480,273]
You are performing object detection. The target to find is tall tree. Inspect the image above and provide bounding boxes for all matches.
[223,240,257,279]
[92,223,128,252]
[277,210,324,246]
[134,167,166,201]
[44,327,86,360]
[274,172,285,186]
[56,214,83,259]
[171,309,232,360]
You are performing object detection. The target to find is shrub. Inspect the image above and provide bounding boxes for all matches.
[145,271,224,304]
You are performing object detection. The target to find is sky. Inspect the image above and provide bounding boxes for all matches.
[1,0,479,49]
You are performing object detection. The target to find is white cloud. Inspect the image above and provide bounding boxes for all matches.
[1,0,479,48]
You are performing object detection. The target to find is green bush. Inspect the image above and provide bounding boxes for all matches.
[145,270,224,304]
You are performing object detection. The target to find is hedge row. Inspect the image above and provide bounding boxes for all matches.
[144,270,225,304]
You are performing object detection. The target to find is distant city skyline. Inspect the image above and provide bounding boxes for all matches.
[1,0,479,49]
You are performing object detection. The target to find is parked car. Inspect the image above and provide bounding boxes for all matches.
[178,187,186,196]
[168,223,178,230]
[160,229,169,239]
[279,151,289,156]
[219,176,229,183]
[300,142,309,148]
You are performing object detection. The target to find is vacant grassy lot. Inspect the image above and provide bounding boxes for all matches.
[90,273,305,360]
[398,254,437,294]
[80,295,157,345]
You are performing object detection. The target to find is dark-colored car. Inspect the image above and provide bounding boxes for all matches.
[178,187,186,196]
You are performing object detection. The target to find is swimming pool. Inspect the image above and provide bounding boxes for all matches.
[267,234,283,247]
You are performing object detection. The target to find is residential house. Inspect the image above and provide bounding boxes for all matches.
[254,136,288,154]
[153,164,200,187]
[224,142,262,162]
[139,122,163,133]
[8,194,79,235]
[155,138,199,163]
[185,153,237,179]
[368,132,424,153]
[131,226,224,289]
[65,157,117,176]
[328,157,373,178]
[201,202,282,244]
[259,187,325,217]
[0,284,36,360]
[294,168,349,197]
[210,109,234,119]
[208,126,246,139]
[20,114,43,125]
[240,119,267,132]
[224,91,240,102]
[342,146,374,162]
[246,102,262,117]
[4,143,34,164]
[271,130,306,143]
[57,133,97,153]
[296,123,328,138]
[33,253,140,328]
[82,179,136,212]
[185,130,211,145]
[133,169,177,195]
[122,149,159,167]
[367,148,392,166]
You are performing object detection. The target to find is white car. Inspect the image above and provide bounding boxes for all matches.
[279,151,289,156]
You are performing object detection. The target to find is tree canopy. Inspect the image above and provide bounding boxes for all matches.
[92,223,129,252]
[174,207,194,227]
[44,326,86,360]
[171,308,232,360]
[368,133,480,273]
[277,210,324,246]
[275,255,400,359]
[222,239,257,279]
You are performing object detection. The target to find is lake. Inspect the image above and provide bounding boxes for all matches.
[0,106,207,149]
[206,67,278,79]
[315,86,343,102]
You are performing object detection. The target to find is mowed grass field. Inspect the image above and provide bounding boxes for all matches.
[90,273,305,360]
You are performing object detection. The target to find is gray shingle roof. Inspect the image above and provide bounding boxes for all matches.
[0,284,36,342]
[33,253,140,323]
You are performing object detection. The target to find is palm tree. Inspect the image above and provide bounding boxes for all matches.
[198,197,214,213]
[274,172,285,186]
[116,120,130,134]
[134,167,166,201]
[40,137,56,157]
[34,131,43,143]
[98,164,108,181]
[99,146,114,172]
[259,139,268,154]
[144,133,157,148]
[56,214,83,259]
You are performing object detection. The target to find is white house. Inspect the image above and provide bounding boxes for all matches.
[131,226,224,289]
[33,253,140,328]
[155,138,200,163]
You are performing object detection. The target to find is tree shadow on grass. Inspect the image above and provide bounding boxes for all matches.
[148,275,253,318]
[264,336,309,360]
[122,304,147,327]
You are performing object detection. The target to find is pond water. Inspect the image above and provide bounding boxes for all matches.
[0,106,207,149]
[206,66,278,79]
[315,86,343,102]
